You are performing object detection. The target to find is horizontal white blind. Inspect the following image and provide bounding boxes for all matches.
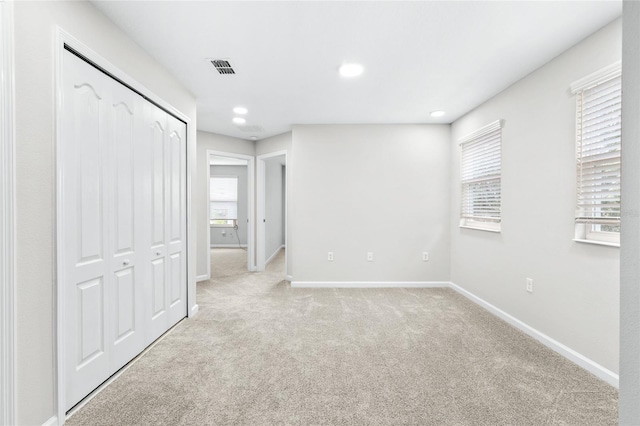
[461,126,502,224]
[575,75,621,228]
[210,177,238,201]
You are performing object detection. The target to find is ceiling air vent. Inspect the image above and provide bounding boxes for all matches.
[211,59,235,75]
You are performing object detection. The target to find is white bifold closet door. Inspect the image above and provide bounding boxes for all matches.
[61,50,187,411]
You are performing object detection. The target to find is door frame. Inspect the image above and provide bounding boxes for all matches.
[0,1,16,424]
[256,150,288,273]
[55,28,196,423]
[206,150,256,276]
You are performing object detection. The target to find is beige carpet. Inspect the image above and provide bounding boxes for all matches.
[67,248,617,425]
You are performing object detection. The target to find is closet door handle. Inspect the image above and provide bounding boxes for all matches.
[123,259,130,266]
[156,251,162,256]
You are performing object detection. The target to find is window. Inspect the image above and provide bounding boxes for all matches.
[459,120,503,232]
[210,176,238,226]
[571,62,621,246]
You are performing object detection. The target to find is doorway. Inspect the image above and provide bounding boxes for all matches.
[206,151,255,279]
[257,151,287,275]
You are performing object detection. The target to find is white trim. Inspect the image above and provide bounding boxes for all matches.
[573,238,620,248]
[448,282,619,388]
[42,416,58,426]
[291,281,450,288]
[0,1,15,425]
[256,158,265,271]
[459,224,501,233]
[211,244,247,248]
[458,119,504,145]
[190,304,199,317]
[55,28,196,422]
[196,274,210,283]
[206,150,255,275]
[570,60,622,94]
[285,275,293,282]
[265,245,285,266]
[256,150,288,273]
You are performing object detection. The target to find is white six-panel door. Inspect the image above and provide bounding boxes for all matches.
[166,114,187,326]
[61,50,187,411]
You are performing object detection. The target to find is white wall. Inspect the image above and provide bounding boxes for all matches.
[210,165,248,245]
[196,131,254,277]
[450,19,621,374]
[620,2,640,423]
[265,159,284,261]
[13,1,197,424]
[291,124,451,283]
[256,132,292,156]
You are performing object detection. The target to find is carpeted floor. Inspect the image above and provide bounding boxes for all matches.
[67,248,617,425]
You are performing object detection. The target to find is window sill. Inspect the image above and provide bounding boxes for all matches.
[210,225,235,228]
[459,225,501,234]
[573,238,619,248]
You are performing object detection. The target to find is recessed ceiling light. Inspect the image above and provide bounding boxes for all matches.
[339,63,364,77]
[250,136,257,140]
[232,117,246,125]
[430,110,446,117]
[233,106,248,115]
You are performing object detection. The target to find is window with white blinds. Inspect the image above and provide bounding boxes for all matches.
[210,176,238,226]
[571,62,621,246]
[459,120,503,232]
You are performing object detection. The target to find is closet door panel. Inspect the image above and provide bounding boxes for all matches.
[166,116,187,325]
[151,258,166,318]
[146,106,170,342]
[62,50,188,410]
[150,120,166,248]
[62,51,111,410]
[112,101,135,255]
[114,269,134,342]
[109,83,145,371]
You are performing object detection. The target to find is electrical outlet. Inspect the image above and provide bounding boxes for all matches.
[526,278,533,293]
[367,252,374,262]
[328,252,334,262]
[423,252,429,262]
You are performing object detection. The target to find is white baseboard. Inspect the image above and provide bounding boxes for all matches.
[42,415,57,426]
[448,282,619,388]
[291,281,450,288]
[211,244,247,248]
[189,304,199,317]
[196,274,210,282]
[265,245,285,266]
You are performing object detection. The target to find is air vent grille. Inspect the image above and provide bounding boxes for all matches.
[211,59,235,75]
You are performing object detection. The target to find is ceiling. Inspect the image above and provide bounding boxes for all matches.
[92,1,622,141]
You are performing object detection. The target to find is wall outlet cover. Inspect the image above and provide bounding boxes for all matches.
[526,278,533,293]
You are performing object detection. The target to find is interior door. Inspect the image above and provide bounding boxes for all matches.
[62,49,188,410]
[166,114,187,326]
[108,78,146,372]
[145,106,187,342]
[145,105,170,342]
[62,51,112,409]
